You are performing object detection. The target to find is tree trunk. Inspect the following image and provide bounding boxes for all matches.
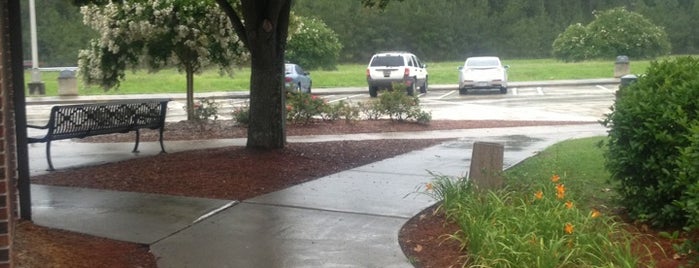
[242,1,290,149]
[186,65,195,121]
[215,0,291,149]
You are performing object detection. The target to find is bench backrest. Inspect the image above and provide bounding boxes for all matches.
[47,99,170,140]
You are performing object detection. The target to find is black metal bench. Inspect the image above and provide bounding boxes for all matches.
[27,99,171,170]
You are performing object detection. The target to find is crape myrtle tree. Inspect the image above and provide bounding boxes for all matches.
[77,0,248,121]
[75,0,398,149]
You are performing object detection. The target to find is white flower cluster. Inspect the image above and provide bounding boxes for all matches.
[78,0,249,88]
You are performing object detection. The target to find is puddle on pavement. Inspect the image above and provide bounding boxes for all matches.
[440,135,544,152]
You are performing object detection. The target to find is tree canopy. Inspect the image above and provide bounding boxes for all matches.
[77,0,248,120]
[24,0,699,66]
[552,8,671,61]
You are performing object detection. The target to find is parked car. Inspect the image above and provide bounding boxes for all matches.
[366,51,428,97]
[285,63,312,93]
[458,56,508,94]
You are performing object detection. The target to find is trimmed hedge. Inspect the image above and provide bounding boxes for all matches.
[602,56,699,228]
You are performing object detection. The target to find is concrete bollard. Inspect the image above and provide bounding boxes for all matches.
[469,142,504,190]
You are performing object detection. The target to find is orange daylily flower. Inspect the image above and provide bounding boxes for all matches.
[534,190,543,200]
[556,184,566,199]
[564,223,574,234]
[565,200,574,209]
[591,209,601,218]
[551,174,560,183]
[425,182,433,191]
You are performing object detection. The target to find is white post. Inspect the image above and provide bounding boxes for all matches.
[29,0,41,82]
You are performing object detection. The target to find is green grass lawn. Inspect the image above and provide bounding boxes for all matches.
[26,58,655,96]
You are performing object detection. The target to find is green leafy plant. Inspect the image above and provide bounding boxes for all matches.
[375,83,431,124]
[321,100,360,123]
[357,101,384,120]
[422,137,640,267]
[231,102,250,126]
[286,92,327,124]
[286,15,342,70]
[602,56,699,228]
[552,7,670,61]
[189,98,220,121]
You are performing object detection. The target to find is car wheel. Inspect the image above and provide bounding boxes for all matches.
[459,88,468,95]
[307,82,312,94]
[369,86,378,97]
[406,78,416,96]
[420,78,428,94]
[295,84,302,93]
[500,87,507,94]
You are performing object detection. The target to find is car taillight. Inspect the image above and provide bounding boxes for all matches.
[404,67,410,78]
[285,77,292,83]
[366,68,371,79]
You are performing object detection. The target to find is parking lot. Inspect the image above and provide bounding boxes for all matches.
[25,82,618,128]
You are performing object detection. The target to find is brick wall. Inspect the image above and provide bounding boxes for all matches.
[0,1,18,266]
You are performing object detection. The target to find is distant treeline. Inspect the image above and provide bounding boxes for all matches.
[293,0,699,62]
[21,0,699,66]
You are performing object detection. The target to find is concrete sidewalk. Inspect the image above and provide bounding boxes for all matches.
[30,124,607,267]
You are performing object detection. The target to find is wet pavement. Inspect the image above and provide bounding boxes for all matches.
[30,124,607,267]
[27,80,613,267]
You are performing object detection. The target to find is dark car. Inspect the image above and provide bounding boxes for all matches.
[285,63,312,93]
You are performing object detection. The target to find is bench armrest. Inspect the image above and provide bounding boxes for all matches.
[27,123,49,129]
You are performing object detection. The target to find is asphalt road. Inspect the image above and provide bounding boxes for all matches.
[25,80,619,127]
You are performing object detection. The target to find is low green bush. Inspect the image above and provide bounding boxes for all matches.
[286,92,326,124]
[374,84,431,124]
[321,100,360,123]
[231,101,250,126]
[232,89,431,126]
[190,98,220,121]
[602,56,699,228]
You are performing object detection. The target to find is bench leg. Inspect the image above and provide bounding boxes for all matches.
[158,126,166,154]
[132,129,140,153]
[46,141,55,171]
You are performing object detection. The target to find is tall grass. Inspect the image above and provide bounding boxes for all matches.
[26,58,656,96]
[426,137,647,267]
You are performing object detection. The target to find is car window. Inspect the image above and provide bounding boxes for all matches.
[285,64,294,74]
[295,65,305,74]
[414,57,423,68]
[370,56,404,67]
[466,58,501,68]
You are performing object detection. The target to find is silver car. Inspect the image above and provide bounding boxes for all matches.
[458,56,508,94]
[285,63,312,93]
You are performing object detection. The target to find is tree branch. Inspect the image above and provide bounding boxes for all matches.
[215,0,249,50]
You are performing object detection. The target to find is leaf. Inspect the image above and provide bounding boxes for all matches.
[413,244,423,252]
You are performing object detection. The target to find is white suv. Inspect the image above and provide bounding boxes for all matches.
[366,52,428,97]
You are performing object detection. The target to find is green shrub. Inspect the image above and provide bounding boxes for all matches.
[552,7,671,62]
[286,92,326,124]
[552,23,594,62]
[357,101,383,120]
[375,84,431,124]
[602,56,699,227]
[322,100,360,123]
[189,98,220,121]
[231,102,250,126]
[286,16,342,70]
